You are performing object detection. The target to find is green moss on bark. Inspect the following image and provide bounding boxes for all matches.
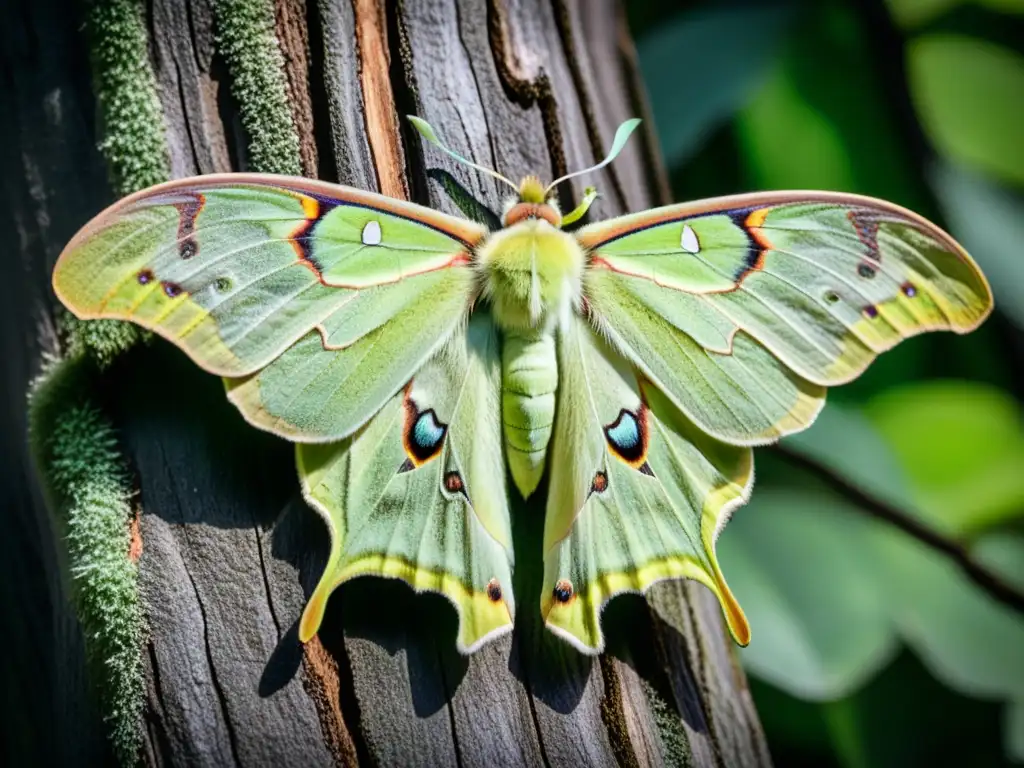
[29,354,143,766]
[87,0,170,195]
[641,678,693,767]
[53,406,142,766]
[38,4,169,751]
[86,0,171,362]
[62,310,147,371]
[213,0,303,175]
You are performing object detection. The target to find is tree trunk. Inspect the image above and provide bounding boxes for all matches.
[3,0,772,765]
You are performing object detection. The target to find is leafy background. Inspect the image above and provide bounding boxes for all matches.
[629,0,1024,764]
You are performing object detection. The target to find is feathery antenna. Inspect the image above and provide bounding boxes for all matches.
[544,119,642,195]
[407,116,518,193]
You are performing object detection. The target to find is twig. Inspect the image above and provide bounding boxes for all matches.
[774,445,1024,615]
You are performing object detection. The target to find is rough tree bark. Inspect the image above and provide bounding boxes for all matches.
[2,0,772,765]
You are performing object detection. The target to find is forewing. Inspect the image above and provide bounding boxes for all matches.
[297,312,514,653]
[223,270,472,441]
[579,192,991,444]
[543,316,751,653]
[53,174,486,441]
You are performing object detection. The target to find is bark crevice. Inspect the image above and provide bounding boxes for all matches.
[486,0,569,203]
[550,0,628,209]
[181,554,243,765]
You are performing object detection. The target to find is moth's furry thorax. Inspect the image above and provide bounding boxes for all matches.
[476,218,584,332]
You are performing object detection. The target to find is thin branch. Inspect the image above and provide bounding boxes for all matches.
[774,445,1024,616]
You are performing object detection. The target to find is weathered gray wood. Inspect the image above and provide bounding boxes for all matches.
[446,637,546,767]
[330,581,461,766]
[6,0,774,765]
[317,0,378,185]
[275,0,320,176]
[107,348,335,767]
[528,648,619,767]
[558,0,650,208]
[150,0,232,176]
[649,581,773,768]
[610,656,670,765]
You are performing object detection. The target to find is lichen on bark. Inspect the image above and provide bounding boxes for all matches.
[213,0,303,175]
[28,351,143,766]
[83,0,171,364]
[27,0,179,760]
[87,0,170,194]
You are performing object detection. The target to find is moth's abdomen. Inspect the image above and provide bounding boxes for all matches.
[502,329,557,498]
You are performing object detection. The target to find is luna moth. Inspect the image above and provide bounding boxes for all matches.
[52,117,992,654]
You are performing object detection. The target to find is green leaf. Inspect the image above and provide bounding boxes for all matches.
[735,3,925,210]
[719,490,897,700]
[736,60,855,192]
[866,381,1024,535]
[929,160,1024,329]
[871,524,1024,712]
[982,0,1024,14]
[728,400,1024,760]
[782,404,922,516]
[722,482,1024,760]
[1010,702,1024,763]
[908,35,1024,187]
[887,0,1024,29]
[637,2,797,166]
[885,0,961,27]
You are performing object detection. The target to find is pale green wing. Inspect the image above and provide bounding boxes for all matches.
[297,312,514,653]
[53,174,486,441]
[543,315,752,653]
[578,191,992,445]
